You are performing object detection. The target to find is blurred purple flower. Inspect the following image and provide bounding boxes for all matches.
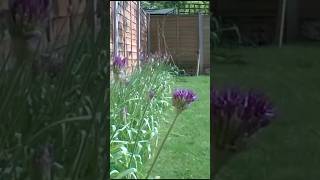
[172,89,197,112]
[113,55,127,70]
[212,87,275,149]
[212,88,243,120]
[9,0,49,25]
[239,91,274,127]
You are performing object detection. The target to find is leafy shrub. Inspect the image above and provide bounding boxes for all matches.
[110,58,175,179]
[211,87,275,150]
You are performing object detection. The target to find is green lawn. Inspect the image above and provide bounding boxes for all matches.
[214,44,320,179]
[143,76,210,179]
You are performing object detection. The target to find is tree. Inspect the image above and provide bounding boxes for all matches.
[141,1,209,11]
[141,1,179,10]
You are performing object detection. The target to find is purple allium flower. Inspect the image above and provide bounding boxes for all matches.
[9,0,49,25]
[212,87,275,149]
[239,91,275,127]
[112,55,128,83]
[212,88,243,120]
[113,55,127,71]
[172,89,197,112]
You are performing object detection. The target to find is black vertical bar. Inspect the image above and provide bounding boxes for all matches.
[209,0,215,178]
[105,1,110,180]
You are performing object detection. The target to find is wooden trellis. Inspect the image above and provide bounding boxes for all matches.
[149,14,210,75]
[110,1,149,73]
[177,2,210,15]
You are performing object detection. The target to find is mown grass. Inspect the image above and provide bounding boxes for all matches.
[143,75,210,179]
[213,44,320,179]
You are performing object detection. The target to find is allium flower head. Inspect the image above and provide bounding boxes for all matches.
[240,90,275,127]
[172,89,197,112]
[212,88,243,120]
[113,55,127,71]
[211,87,275,149]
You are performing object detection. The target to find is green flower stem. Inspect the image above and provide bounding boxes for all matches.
[128,84,163,169]
[145,111,181,179]
[128,98,151,168]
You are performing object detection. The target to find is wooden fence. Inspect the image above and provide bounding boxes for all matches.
[110,1,149,73]
[149,15,210,74]
[215,0,320,43]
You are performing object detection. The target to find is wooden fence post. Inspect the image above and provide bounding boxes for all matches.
[278,0,287,48]
[147,13,151,54]
[137,1,140,68]
[113,1,118,56]
[197,13,204,75]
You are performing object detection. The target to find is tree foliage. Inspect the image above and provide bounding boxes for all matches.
[141,1,209,10]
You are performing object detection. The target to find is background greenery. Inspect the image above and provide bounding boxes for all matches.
[141,1,209,11]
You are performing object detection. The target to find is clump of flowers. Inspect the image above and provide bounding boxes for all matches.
[140,51,171,66]
[146,88,197,178]
[112,55,127,82]
[212,87,275,150]
[113,55,127,72]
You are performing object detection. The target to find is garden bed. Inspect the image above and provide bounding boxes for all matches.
[110,55,211,179]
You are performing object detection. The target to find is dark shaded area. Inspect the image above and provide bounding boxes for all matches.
[213,0,320,46]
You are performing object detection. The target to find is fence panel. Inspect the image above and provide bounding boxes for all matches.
[140,9,149,55]
[149,15,210,74]
[203,15,210,71]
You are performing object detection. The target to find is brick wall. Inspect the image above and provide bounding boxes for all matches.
[110,1,149,73]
